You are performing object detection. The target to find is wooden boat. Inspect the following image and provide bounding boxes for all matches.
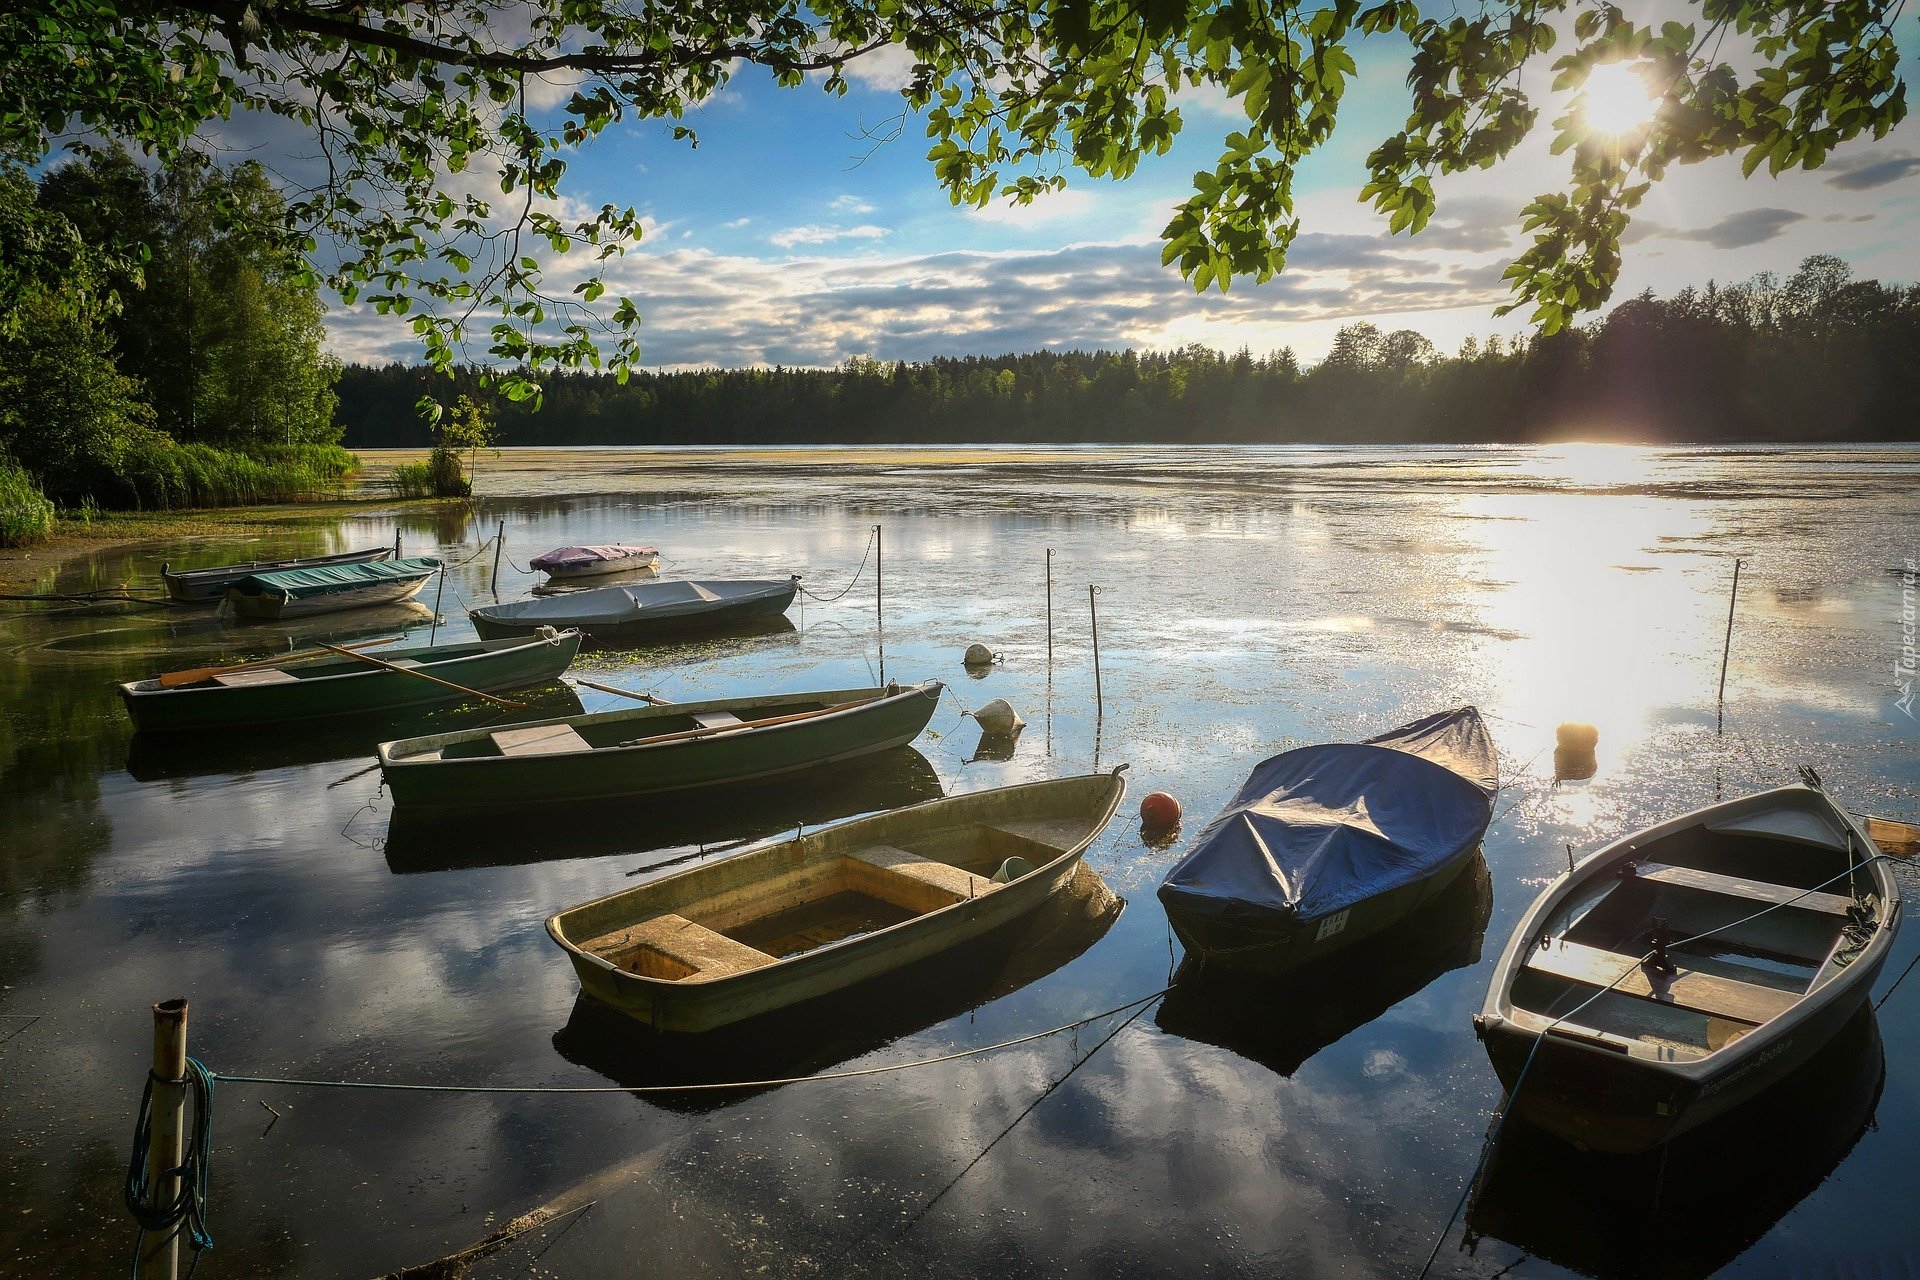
[161,545,394,604]
[117,629,582,733]
[546,769,1128,1031]
[468,576,797,642]
[379,679,944,810]
[224,556,441,620]
[529,544,661,581]
[1157,707,1497,974]
[1474,781,1900,1154]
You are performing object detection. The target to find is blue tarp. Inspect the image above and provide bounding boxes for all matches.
[1157,707,1497,926]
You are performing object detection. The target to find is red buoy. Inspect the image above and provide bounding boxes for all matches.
[1140,791,1181,830]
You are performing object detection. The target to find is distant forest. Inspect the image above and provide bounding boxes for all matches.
[336,256,1919,447]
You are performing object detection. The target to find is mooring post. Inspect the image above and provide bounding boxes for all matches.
[875,523,884,685]
[1088,583,1102,722]
[138,999,189,1280]
[393,528,402,558]
[490,519,505,598]
[428,562,448,645]
[1045,548,1053,672]
[1716,557,1743,735]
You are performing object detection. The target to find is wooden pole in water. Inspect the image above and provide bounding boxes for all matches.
[428,563,447,645]
[875,523,884,685]
[1716,558,1743,735]
[1045,548,1053,672]
[138,999,188,1280]
[1088,583,1102,722]
[490,519,505,598]
[393,528,402,557]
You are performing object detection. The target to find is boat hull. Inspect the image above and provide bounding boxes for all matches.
[226,573,432,620]
[542,556,659,581]
[1478,965,1883,1153]
[118,632,582,733]
[1164,842,1481,974]
[379,680,942,810]
[469,578,796,642]
[163,547,393,603]
[548,772,1127,1032]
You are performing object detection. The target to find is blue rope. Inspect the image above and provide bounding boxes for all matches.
[125,1056,216,1274]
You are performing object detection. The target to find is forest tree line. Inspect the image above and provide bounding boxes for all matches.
[0,146,349,523]
[336,256,1918,448]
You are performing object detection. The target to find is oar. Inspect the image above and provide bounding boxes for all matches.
[159,636,401,687]
[572,678,672,704]
[311,641,525,710]
[1859,813,1920,857]
[615,697,880,748]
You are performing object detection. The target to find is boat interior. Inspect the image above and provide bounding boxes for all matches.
[1510,810,1875,1059]
[135,640,505,691]
[567,815,1094,984]
[415,692,876,761]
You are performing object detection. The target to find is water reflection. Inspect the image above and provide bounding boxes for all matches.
[1464,1005,1886,1280]
[1155,854,1492,1078]
[551,863,1123,1112]
[383,745,944,873]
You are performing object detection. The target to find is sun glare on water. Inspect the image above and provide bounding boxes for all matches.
[1580,62,1660,137]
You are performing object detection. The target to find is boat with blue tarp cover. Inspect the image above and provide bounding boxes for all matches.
[1158,706,1497,974]
[224,556,442,620]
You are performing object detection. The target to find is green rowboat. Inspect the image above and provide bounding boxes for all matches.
[379,679,943,810]
[548,769,1128,1031]
[118,629,582,733]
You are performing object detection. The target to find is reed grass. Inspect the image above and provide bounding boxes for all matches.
[0,456,57,547]
[103,443,361,509]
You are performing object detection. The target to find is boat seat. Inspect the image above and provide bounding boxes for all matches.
[848,845,996,913]
[386,658,423,669]
[690,583,722,602]
[1527,939,1800,1026]
[210,668,300,687]
[490,723,592,757]
[1632,861,1856,917]
[584,913,776,981]
[690,710,745,730]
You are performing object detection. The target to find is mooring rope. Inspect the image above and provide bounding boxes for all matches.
[1415,851,1898,1279]
[794,526,877,603]
[125,1057,216,1277]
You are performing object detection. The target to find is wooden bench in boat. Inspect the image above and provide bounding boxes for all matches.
[1631,861,1856,917]
[583,913,776,981]
[1527,939,1801,1026]
[490,722,592,756]
[849,845,997,912]
[210,667,300,687]
[690,710,744,730]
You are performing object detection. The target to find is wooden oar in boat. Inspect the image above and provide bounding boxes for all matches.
[572,678,672,704]
[615,697,880,748]
[310,640,525,710]
[158,636,401,688]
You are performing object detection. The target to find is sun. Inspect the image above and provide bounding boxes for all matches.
[1580,62,1660,137]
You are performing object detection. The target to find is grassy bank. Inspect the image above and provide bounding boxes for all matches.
[99,441,361,510]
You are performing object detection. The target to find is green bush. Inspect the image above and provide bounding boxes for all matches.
[0,455,56,546]
[386,460,437,498]
[385,447,470,499]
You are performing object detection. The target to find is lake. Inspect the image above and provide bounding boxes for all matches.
[2,443,1917,1277]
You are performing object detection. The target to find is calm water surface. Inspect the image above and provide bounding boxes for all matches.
[2,444,1916,1278]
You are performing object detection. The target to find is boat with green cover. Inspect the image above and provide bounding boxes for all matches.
[225,556,442,620]
[162,545,394,604]
[379,679,944,810]
[547,769,1128,1031]
[118,630,582,732]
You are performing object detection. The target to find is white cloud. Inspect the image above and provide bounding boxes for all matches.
[830,195,878,215]
[768,223,892,248]
[967,187,1096,228]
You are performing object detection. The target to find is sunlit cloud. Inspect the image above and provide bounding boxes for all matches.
[768,223,892,248]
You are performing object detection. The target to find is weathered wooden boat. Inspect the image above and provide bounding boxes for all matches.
[547,769,1128,1031]
[1474,780,1900,1154]
[1157,706,1497,974]
[161,545,394,604]
[529,544,661,581]
[224,556,441,620]
[117,629,582,733]
[468,576,797,642]
[379,679,943,810]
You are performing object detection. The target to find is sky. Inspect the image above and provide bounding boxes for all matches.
[264,16,1920,371]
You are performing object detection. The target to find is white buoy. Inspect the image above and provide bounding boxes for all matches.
[972,698,1025,735]
[964,642,996,667]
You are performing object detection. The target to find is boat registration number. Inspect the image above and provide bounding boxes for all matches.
[1315,910,1351,942]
